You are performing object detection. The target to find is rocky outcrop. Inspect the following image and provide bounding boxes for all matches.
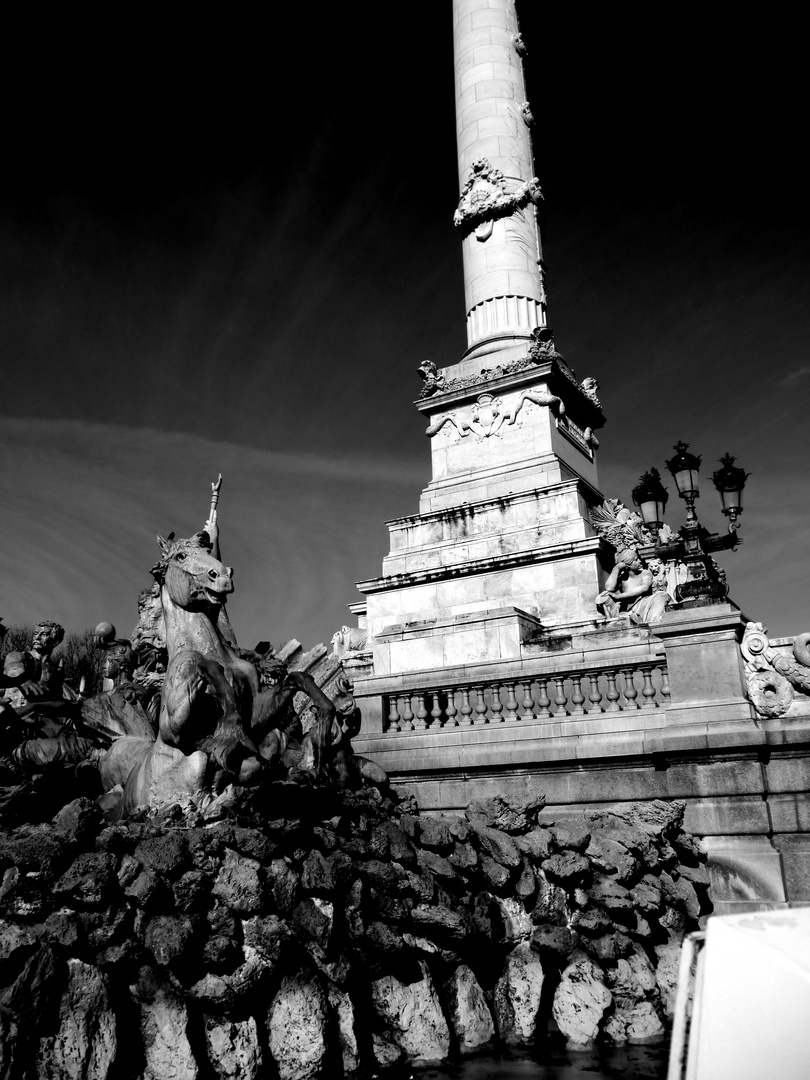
[0,789,710,1075]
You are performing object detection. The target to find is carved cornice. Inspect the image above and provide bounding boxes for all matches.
[454,158,543,240]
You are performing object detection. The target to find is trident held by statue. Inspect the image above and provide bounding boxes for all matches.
[209,474,223,526]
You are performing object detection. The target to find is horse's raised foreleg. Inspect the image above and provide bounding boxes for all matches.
[194,656,259,774]
[285,671,336,781]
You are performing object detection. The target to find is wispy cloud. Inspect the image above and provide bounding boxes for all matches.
[778,365,810,388]
[0,417,424,650]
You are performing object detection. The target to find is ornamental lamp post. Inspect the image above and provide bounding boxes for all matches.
[665,441,702,522]
[649,441,750,603]
[712,454,749,532]
[631,468,669,534]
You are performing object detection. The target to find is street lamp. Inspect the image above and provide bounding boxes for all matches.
[712,453,749,532]
[635,442,750,604]
[632,468,669,534]
[665,441,702,522]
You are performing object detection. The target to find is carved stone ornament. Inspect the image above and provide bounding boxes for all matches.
[416,359,447,400]
[590,499,685,609]
[740,621,810,717]
[426,388,563,441]
[580,377,601,409]
[521,102,535,128]
[454,158,543,241]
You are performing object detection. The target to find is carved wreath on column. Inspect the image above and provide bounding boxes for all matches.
[454,158,543,241]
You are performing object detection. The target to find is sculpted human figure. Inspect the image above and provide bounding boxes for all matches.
[596,548,668,626]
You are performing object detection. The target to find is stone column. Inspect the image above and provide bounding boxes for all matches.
[453,0,546,363]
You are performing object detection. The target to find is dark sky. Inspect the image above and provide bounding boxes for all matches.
[2,8,808,647]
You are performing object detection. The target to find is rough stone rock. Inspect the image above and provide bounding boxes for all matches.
[360,858,401,892]
[328,983,360,1074]
[242,914,288,966]
[589,818,661,869]
[660,872,701,920]
[493,895,533,944]
[44,908,84,952]
[133,832,189,879]
[36,959,117,1080]
[542,852,591,885]
[515,860,537,903]
[405,869,436,904]
[630,875,663,913]
[371,1032,403,1070]
[213,850,265,915]
[678,860,710,886]
[173,870,212,912]
[300,850,334,893]
[571,908,613,935]
[143,914,196,967]
[586,931,633,963]
[3,941,61,1019]
[418,817,453,851]
[54,851,118,908]
[552,951,612,1047]
[370,960,450,1066]
[267,969,328,1080]
[229,826,277,865]
[468,822,522,869]
[125,868,170,910]
[410,903,471,942]
[515,828,553,862]
[443,963,495,1054]
[366,920,405,957]
[531,925,578,962]
[532,870,570,925]
[550,822,591,852]
[267,858,300,915]
[82,904,132,952]
[292,897,334,956]
[53,798,103,845]
[204,1016,262,1080]
[202,935,243,975]
[591,875,633,911]
[449,842,479,873]
[492,942,545,1045]
[417,848,457,881]
[466,794,545,834]
[586,834,639,883]
[480,856,511,890]
[378,821,416,866]
[654,940,683,1019]
[131,966,198,1080]
[0,824,71,881]
[604,1000,665,1045]
[0,917,36,964]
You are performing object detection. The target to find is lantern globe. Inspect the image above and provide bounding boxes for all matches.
[665,441,701,499]
[712,454,749,515]
[632,468,669,527]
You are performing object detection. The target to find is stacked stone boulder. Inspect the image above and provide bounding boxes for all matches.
[0,789,709,1077]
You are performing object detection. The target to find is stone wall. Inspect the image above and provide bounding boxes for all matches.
[0,789,709,1078]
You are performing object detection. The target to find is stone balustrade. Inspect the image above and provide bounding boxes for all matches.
[383,661,669,732]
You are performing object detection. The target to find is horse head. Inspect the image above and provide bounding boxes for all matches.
[153,533,234,614]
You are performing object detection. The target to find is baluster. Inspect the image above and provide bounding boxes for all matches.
[474,686,488,724]
[660,666,671,703]
[621,669,639,710]
[520,682,536,720]
[387,695,401,733]
[490,684,504,723]
[414,692,429,728]
[536,678,552,719]
[586,672,603,713]
[430,690,444,727]
[605,672,621,712]
[553,676,568,716]
[640,664,657,707]
[504,682,519,721]
[569,674,586,715]
[444,689,458,727]
[459,687,473,725]
[400,694,415,731]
